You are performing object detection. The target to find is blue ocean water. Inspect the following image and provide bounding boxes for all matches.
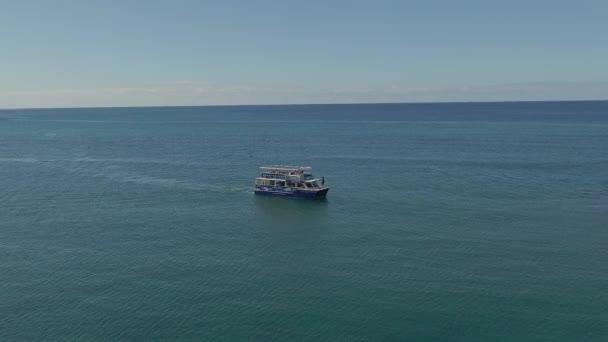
[1,101,607,340]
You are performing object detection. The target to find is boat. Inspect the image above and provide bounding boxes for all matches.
[254,165,329,199]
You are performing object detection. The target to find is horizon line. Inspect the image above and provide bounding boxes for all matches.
[1,98,607,111]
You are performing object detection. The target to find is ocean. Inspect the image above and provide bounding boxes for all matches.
[1,101,607,340]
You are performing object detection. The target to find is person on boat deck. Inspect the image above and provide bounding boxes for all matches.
[322,176,325,186]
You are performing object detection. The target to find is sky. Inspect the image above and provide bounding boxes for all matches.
[1,0,607,108]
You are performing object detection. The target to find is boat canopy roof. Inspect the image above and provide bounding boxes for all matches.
[259,165,312,173]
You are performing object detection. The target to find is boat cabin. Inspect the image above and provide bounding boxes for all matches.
[255,166,323,189]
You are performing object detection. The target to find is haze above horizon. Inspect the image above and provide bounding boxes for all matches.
[2,0,607,108]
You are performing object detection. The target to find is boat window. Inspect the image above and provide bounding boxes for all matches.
[277,181,285,186]
[269,180,275,186]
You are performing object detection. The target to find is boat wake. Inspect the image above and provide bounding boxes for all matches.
[0,156,252,194]
[104,172,252,194]
[0,157,39,163]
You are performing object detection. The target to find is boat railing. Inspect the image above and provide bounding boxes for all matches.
[259,166,312,174]
[260,173,287,179]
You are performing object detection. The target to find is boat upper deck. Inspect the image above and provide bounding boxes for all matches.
[259,165,312,174]
[258,165,318,182]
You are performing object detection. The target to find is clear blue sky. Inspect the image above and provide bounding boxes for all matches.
[1,0,607,107]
